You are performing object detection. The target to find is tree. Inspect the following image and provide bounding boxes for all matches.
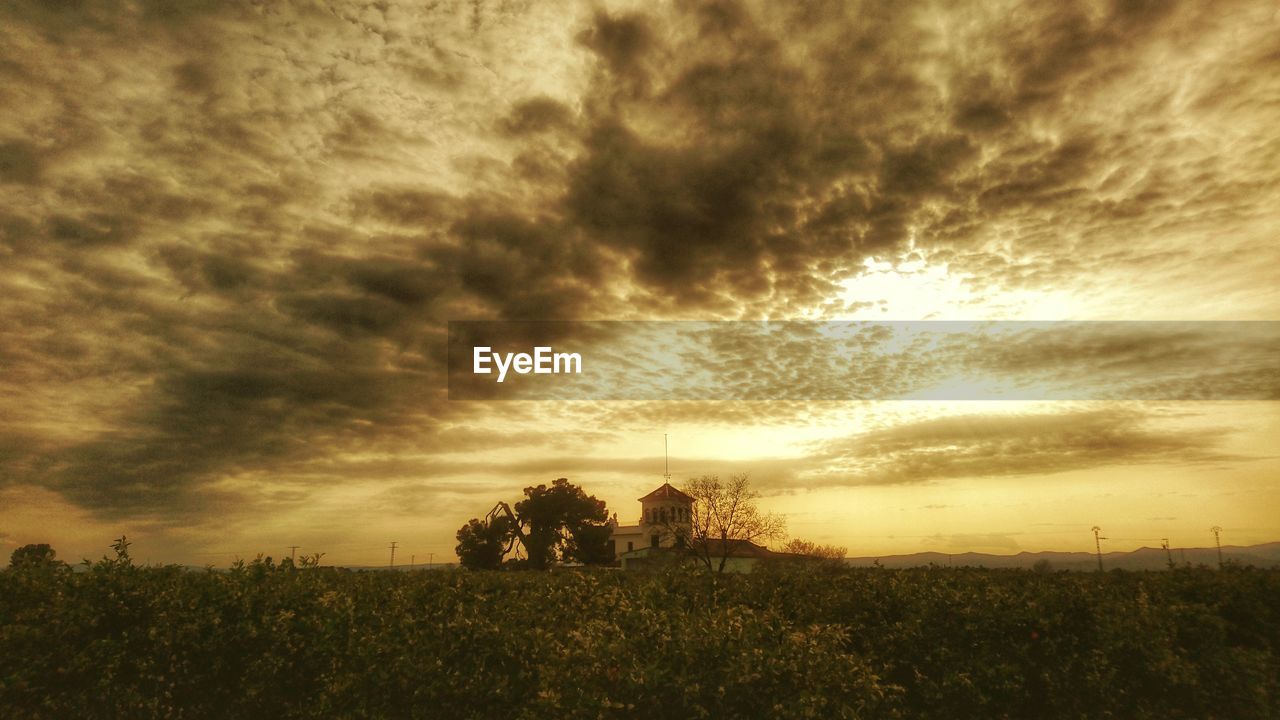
[9,543,62,570]
[781,538,848,561]
[455,478,612,570]
[666,474,786,573]
[565,522,615,565]
[514,478,610,569]
[456,516,515,570]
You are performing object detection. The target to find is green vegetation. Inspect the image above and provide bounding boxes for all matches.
[2,549,1277,719]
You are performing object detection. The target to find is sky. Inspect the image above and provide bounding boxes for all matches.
[1,0,1278,566]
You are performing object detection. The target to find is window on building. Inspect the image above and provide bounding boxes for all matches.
[627,541,633,552]
[651,534,660,548]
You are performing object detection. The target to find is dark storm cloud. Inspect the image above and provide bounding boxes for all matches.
[553,0,1278,314]
[577,11,653,89]
[563,4,922,311]
[2,2,546,522]
[156,244,262,293]
[0,139,42,184]
[349,186,454,226]
[0,0,1275,524]
[42,365,436,517]
[428,208,612,319]
[926,0,1280,292]
[498,97,576,136]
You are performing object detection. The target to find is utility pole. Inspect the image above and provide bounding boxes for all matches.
[428,552,434,570]
[410,554,415,569]
[1210,526,1223,568]
[389,541,398,568]
[1092,526,1107,572]
[1161,538,1173,569]
[288,545,300,563]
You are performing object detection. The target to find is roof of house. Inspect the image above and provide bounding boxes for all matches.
[637,482,694,504]
[695,538,788,559]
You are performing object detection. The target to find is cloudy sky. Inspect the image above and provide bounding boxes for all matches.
[2,0,1278,565]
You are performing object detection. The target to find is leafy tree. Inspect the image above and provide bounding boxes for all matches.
[514,478,609,569]
[455,478,612,570]
[781,538,848,561]
[456,516,515,570]
[565,522,614,565]
[9,543,62,570]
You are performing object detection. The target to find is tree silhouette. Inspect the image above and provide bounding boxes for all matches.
[514,478,610,569]
[663,474,787,573]
[455,478,612,570]
[781,538,847,561]
[456,516,515,570]
[9,543,61,570]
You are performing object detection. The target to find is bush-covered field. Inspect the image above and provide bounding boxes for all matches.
[2,557,1277,719]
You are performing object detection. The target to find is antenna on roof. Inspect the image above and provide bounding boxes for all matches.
[664,433,671,482]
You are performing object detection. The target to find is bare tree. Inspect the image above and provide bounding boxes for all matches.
[664,474,786,573]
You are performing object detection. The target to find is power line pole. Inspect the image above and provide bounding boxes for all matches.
[1161,538,1173,570]
[389,541,398,568]
[288,545,300,563]
[1210,526,1223,568]
[410,554,415,569]
[1092,526,1107,572]
[428,552,434,570]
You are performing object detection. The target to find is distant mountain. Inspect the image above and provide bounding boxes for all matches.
[843,542,1280,571]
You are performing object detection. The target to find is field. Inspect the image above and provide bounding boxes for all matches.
[2,557,1277,719]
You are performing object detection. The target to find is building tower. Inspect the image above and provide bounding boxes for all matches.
[605,435,694,560]
[638,481,694,548]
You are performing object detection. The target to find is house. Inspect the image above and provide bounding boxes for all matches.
[606,481,694,560]
[607,480,801,571]
[620,537,794,573]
